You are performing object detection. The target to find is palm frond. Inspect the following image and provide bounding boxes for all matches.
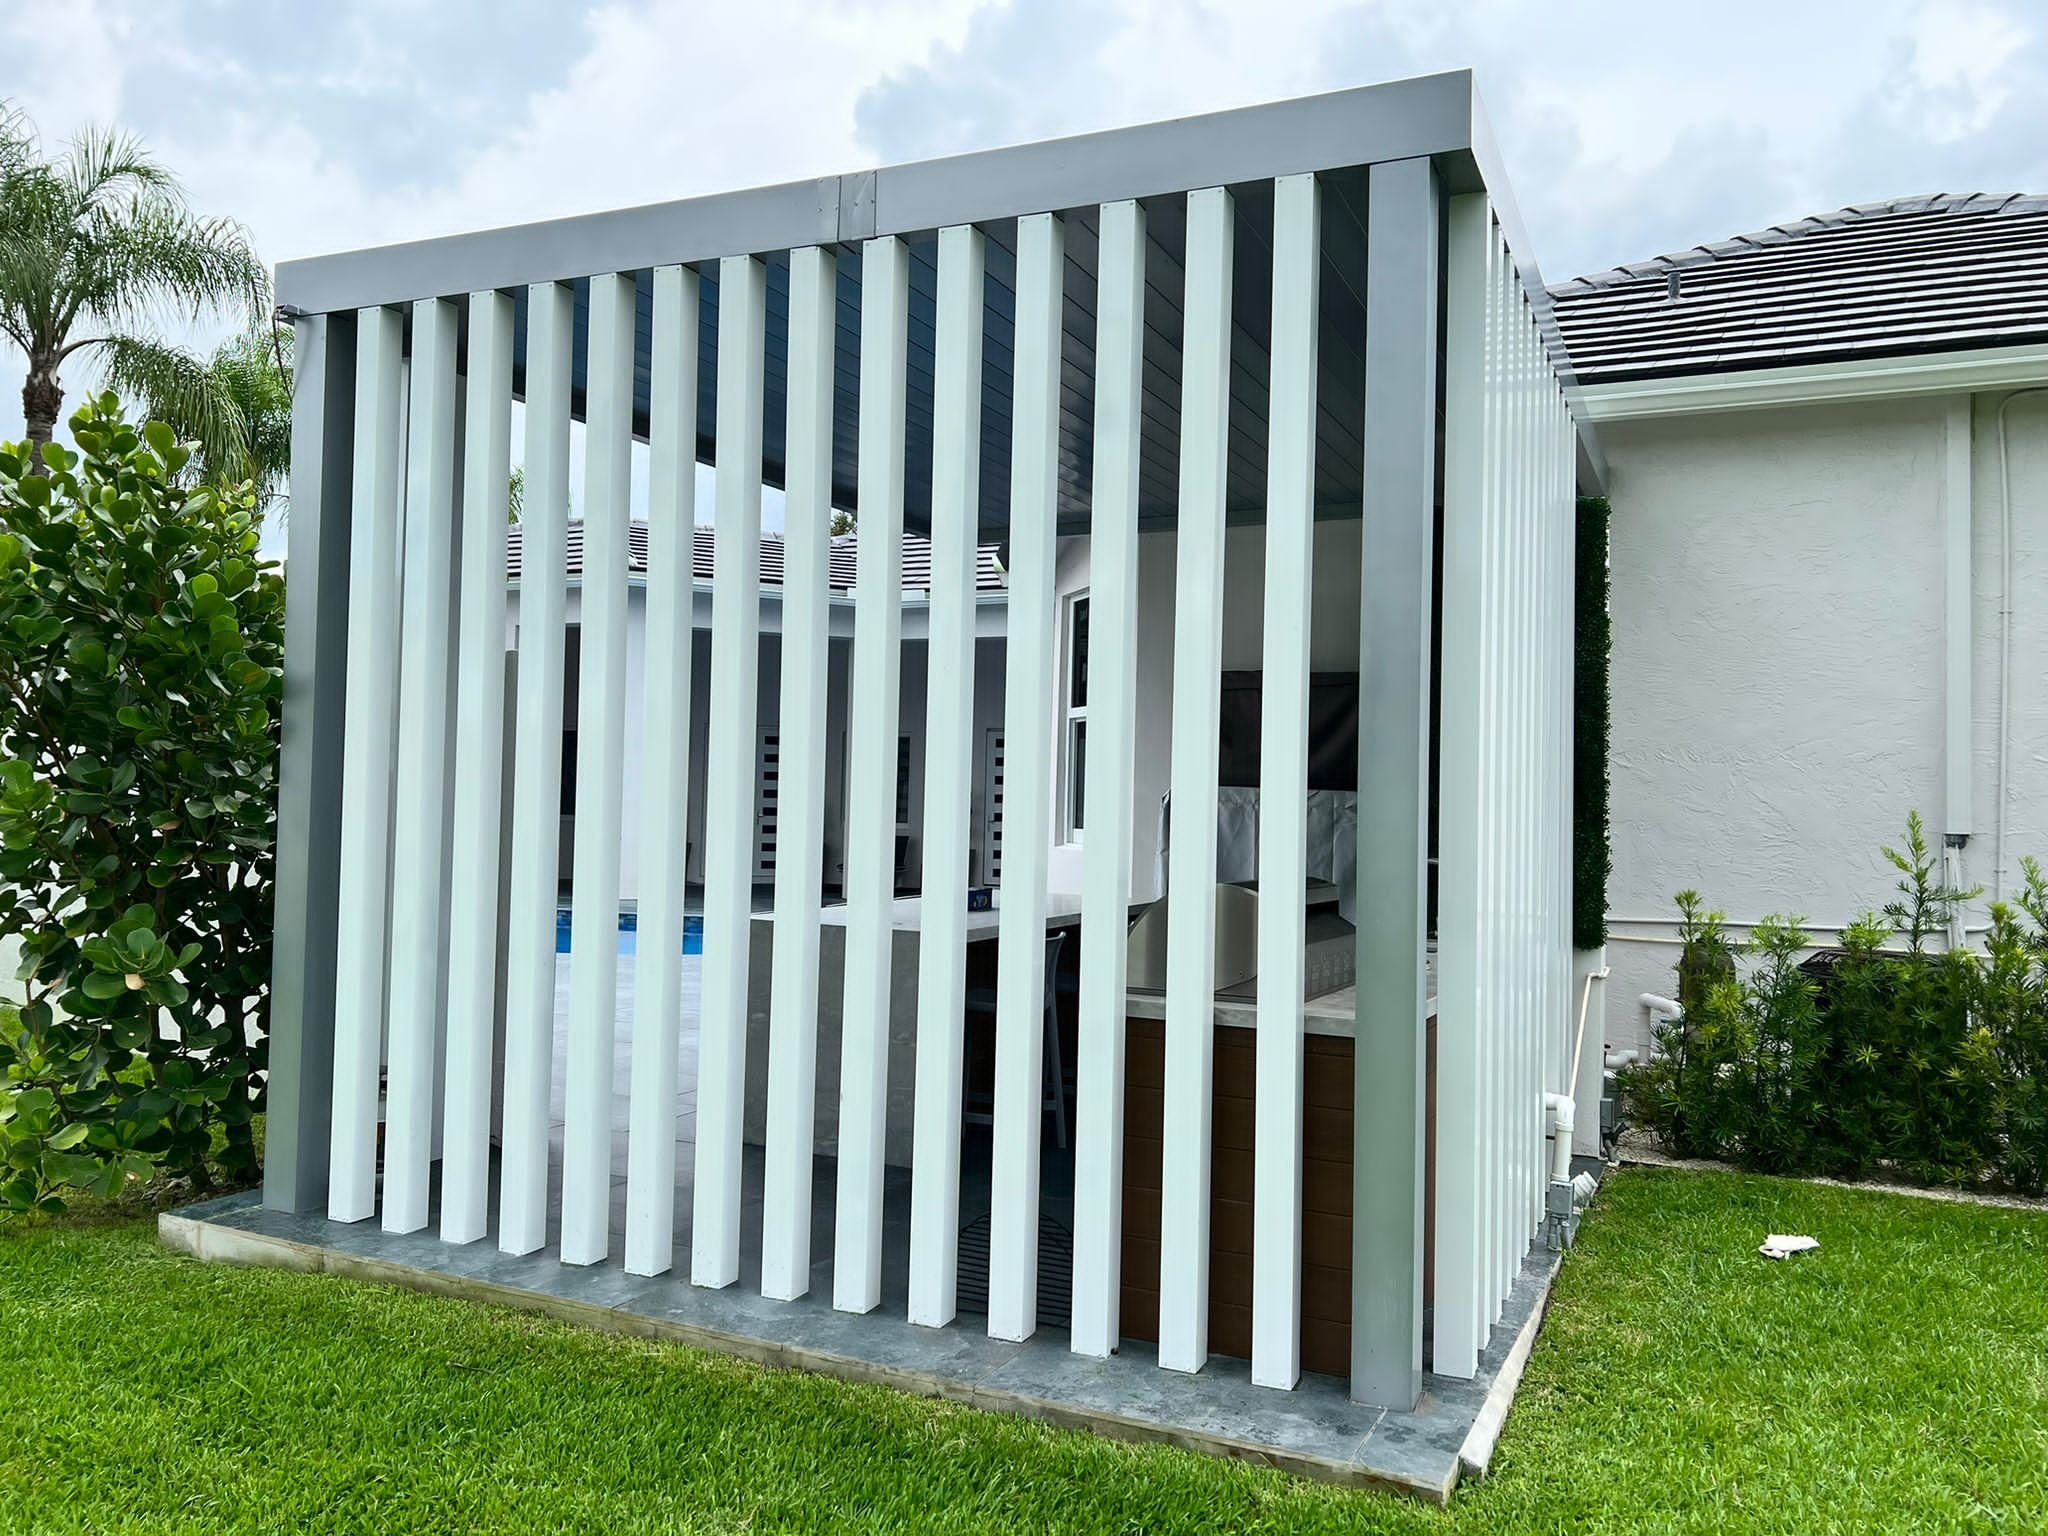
[61,123,178,209]
[97,332,251,486]
[0,99,32,177]
[0,104,270,379]
[68,204,268,335]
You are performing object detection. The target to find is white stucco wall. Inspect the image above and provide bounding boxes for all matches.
[1598,388,2048,1058]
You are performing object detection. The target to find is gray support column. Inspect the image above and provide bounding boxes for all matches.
[1352,155,1440,1408]
[262,310,356,1213]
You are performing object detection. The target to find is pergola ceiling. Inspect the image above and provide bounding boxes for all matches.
[507,167,1376,540]
[279,71,1603,524]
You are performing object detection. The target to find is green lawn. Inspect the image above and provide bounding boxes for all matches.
[2,1169,2043,1533]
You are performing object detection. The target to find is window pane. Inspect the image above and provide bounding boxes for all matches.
[1069,595,1089,709]
[1069,718,1086,832]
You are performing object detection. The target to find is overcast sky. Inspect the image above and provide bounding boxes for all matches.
[3,0,2044,463]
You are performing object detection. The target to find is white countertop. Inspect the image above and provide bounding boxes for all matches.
[752,891,1084,936]
[1124,951,1439,1038]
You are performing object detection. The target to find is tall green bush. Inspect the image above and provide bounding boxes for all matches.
[0,397,280,1211]
[1572,495,1611,950]
[1623,813,2048,1193]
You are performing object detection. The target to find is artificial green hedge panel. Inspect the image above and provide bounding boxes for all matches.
[1573,495,1612,950]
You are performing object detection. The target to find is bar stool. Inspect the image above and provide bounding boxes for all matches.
[962,929,1071,1149]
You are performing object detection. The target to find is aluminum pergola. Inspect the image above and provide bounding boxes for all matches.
[263,67,1602,1417]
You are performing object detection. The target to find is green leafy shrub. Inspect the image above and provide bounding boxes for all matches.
[1622,813,2048,1193]
[0,396,281,1211]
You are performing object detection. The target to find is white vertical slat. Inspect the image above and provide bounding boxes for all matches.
[761,246,836,1302]
[1472,235,1498,1324]
[1157,185,1235,1374]
[907,223,986,1329]
[1556,386,1576,1099]
[1540,366,1556,1114]
[499,282,574,1256]
[1512,290,1537,1261]
[382,308,455,1233]
[694,254,768,1289]
[561,272,637,1267]
[1531,309,1540,1236]
[1069,198,1147,1361]
[1502,277,1524,1284]
[327,305,405,1225]
[624,264,701,1277]
[381,299,460,1235]
[1483,233,1511,1317]
[986,211,1065,1343]
[439,289,515,1244]
[834,235,910,1314]
[1556,376,1574,1145]
[1523,303,1540,1253]
[1434,191,1492,1379]
[1500,242,1524,1307]
[1251,171,1319,1392]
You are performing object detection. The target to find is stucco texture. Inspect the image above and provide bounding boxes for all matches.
[1599,389,2048,1056]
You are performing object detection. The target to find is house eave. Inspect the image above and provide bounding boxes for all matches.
[1578,341,2048,422]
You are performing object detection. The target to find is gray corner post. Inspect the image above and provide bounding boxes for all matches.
[262,309,355,1213]
[1351,155,1441,1409]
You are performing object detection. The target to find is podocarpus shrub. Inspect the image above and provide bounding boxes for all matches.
[1623,813,2048,1193]
[0,398,281,1211]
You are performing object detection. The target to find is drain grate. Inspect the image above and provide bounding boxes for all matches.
[955,1211,1073,1332]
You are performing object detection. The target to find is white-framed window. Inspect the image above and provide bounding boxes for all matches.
[1061,590,1089,842]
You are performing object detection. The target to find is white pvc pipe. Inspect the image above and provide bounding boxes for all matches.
[1994,388,2048,903]
[1543,1092,1574,1183]
[1566,962,1609,1106]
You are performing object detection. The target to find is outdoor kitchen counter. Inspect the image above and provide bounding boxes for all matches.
[1117,950,1441,1377]
[1122,949,1439,1036]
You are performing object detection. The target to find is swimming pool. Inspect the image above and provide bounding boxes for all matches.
[554,909,704,956]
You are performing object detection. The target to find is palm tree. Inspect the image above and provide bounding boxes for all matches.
[0,104,268,471]
[142,321,294,511]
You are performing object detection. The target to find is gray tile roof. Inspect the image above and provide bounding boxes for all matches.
[506,521,1008,593]
[1548,193,2048,386]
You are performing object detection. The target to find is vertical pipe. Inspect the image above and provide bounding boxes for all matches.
[440,288,515,1244]
[266,309,355,1215]
[1157,185,1234,1374]
[695,254,768,1289]
[382,297,460,1236]
[1434,191,1493,1379]
[1252,170,1321,1393]
[834,235,911,1314]
[1069,197,1147,1361]
[1943,395,1974,847]
[561,271,637,1266]
[1352,156,1439,1408]
[326,308,401,1223]
[986,210,1066,1343]
[499,282,574,1256]
[625,263,701,1278]
[761,247,836,1301]
[908,224,986,1328]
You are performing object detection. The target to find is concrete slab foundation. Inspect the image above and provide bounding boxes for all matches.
[161,1160,1560,1505]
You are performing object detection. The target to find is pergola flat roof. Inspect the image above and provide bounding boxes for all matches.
[277,69,1603,531]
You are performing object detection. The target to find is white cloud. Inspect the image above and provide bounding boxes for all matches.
[1890,0,2032,141]
[3,0,2045,455]
[0,0,992,441]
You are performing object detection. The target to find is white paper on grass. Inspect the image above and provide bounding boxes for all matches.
[1759,1234,1820,1260]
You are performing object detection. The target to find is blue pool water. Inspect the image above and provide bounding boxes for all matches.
[555,909,704,956]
